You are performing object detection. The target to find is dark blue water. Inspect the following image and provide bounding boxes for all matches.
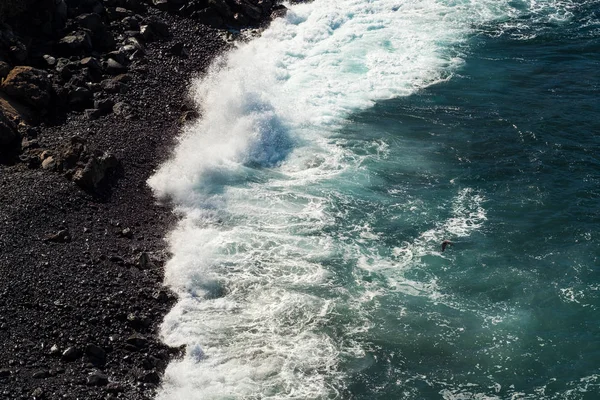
[342,6,600,398]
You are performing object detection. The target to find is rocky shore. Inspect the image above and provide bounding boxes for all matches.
[0,0,288,398]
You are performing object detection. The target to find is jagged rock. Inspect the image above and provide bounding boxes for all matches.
[57,31,93,55]
[72,152,118,191]
[67,86,93,109]
[60,136,86,169]
[61,346,81,361]
[45,229,71,243]
[87,370,108,386]
[100,78,127,94]
[1,66,52,110]
[81,56,101,70]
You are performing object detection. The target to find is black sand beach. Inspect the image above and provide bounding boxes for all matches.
[0,1,283,398]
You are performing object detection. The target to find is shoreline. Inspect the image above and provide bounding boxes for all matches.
[0,2,280,397]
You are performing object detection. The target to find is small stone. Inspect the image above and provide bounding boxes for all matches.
[121,228,133,238]
[49,344,60,355]
[31,387,44,398]
[125,334,148,349]
[0,369,10,377]
[86,370,108,386]
[113,101,134,119]
[109,255,124,263]
[137,252,155,269]
[45,229,71,243]
[105,59,127,75]
[41,156,56,170]
[43,55,56,67]
[61,346,81,361]
[32,370,49,379]
[21,138,39,150]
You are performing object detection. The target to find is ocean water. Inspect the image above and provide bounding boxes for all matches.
[148,0,600,398]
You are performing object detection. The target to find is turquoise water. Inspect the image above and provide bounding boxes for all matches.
[150,1,600,398]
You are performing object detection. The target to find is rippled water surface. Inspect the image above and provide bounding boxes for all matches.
[149,1,600,398]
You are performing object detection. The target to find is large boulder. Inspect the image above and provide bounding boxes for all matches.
[0,66,52,110]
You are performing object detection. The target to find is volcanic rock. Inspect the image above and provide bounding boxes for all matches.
[1,66,52,110]
[72,152,118,191]
[57,31,93,56]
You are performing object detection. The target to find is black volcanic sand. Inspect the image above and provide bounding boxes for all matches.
[0,14,230,400]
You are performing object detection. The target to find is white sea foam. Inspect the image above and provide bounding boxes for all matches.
[148,1,541,398]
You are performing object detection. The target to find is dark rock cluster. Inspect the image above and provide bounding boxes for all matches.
[0,0,292,399]
[0,0,288,172]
